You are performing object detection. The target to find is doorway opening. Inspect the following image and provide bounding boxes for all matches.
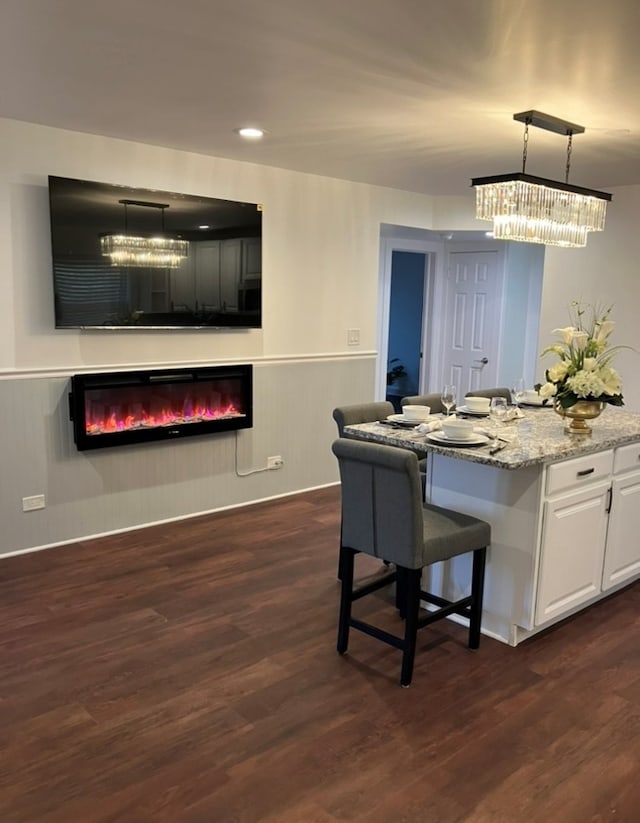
[378,226,545,403]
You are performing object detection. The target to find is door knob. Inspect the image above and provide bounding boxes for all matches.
[474,357,489,365]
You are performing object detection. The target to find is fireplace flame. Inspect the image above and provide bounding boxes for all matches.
[86,396,243,435]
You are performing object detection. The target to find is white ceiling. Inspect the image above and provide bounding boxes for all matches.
[2,0,639,197]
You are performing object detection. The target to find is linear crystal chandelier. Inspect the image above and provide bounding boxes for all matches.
[100,199,189,268]
[471,111,612,248]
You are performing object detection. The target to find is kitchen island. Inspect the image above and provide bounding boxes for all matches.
[344,406,640,645]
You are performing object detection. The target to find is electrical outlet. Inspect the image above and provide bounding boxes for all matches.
[347,328,360,346]
[22,494,46,512]
[267,455,284,470]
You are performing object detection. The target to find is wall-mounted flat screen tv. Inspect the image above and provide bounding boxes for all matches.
[48,175,262,329]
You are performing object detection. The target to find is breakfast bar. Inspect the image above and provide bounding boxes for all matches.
[344,406,640,645]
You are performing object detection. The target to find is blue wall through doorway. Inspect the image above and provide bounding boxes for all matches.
[386,251,425,412]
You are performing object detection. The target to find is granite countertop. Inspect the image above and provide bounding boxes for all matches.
[343,406,640,470]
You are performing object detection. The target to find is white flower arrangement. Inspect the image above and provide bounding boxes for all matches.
[536,302,625,410]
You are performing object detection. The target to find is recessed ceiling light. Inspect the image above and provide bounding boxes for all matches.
[235,127,265,140]
[198,225,211,230]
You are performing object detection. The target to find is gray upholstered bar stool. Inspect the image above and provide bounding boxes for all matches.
[332,402,395,580]
[332,401,395,437]
[331,438,490,687]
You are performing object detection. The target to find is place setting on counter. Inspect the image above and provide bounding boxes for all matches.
[378,397,520,454]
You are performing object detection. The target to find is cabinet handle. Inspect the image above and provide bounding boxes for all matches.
[576,467,595,477]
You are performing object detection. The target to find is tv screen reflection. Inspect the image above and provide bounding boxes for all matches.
[48,176,262,329]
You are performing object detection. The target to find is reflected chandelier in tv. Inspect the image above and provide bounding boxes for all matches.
[100,199,190,268]
[48,175,263,329]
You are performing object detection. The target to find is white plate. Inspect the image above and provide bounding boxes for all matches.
[426,431,490,447]
[387,413,430,426]
[456,405,490,417]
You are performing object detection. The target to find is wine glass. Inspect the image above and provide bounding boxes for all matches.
[489,396,508,437]
[512,378,525,410]
[441,384,457,417]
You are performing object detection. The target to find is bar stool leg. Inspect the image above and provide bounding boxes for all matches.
[400,568,422,687]
[337,546,355,654]
[468,547,487,649]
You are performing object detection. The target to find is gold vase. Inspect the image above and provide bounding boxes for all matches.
[554,399,604,435]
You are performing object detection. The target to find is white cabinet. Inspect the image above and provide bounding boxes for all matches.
[602,442,640,590]
[167,236,260,315]
[535,444,640,627]
[424,430,640,646]
[535,480,611,625]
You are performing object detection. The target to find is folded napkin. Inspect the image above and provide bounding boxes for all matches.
[473,426,517,443]
[416,419,442,433]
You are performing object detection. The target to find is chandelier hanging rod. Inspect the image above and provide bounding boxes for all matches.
[511,110,597,190]
[118,198,171,210]
[118,198,171,232]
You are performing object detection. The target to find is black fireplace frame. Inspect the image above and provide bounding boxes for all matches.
[69,364,253,451]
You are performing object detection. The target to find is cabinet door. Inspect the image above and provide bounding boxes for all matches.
[602,472,640,590]
[169,255,196,311]
[132,268,169,313]
[242,237,261,277]
[220,239,242,312]
[535,481,610,626]
[194,241,221,311]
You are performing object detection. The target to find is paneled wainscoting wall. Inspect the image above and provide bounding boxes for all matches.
[0,355,374,556]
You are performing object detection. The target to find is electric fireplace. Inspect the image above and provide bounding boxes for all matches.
[69,365,252,450]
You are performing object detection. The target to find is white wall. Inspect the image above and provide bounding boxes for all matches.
[500,243,545,388]
[0,118,454,555]
[539,185,640,411]
[1,119,395,369]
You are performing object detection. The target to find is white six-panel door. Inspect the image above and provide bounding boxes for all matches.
[441,250,503,395]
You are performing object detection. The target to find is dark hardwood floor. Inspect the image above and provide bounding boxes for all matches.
[0,486,638,823]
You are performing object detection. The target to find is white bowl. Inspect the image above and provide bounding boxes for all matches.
[464,396,491,412]
[522,389,540,403]
[441,419,475,440]
[403,405,431,421]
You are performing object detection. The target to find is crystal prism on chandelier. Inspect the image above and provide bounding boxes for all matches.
[471,111,612,248]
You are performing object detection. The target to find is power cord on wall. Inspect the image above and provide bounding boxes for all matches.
[234,430,284,477]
